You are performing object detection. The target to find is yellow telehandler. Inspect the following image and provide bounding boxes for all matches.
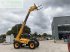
[13,4,39,49]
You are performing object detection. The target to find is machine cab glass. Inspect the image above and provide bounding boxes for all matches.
[21,33,30,39]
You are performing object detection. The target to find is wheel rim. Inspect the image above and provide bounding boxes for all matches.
[15,43,19,48]
[30,43,34,48]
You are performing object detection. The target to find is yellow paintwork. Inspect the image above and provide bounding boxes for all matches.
[15,22,26,41]
[15,43,19,48]
[30,43,34,48]
[20,38,30,44]
[15,4,38,44]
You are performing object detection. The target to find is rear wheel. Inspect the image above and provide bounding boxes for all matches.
[35,40,39,47]
[29,41,36,49]
[14,41,20,49]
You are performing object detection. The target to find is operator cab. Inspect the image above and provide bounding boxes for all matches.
[21,33,30,39]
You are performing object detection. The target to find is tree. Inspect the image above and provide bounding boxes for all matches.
[0,34,6,39]
[6,24,31,38]
[6,30,13,35]
[1,34,6,38]
[38,34,41,37]
[42,33,47,38]
[33,32,38,38]
[0,34,6,43]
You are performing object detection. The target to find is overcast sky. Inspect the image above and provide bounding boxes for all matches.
[0,0,70,35]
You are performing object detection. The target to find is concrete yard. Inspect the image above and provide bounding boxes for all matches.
[0,40,68,52]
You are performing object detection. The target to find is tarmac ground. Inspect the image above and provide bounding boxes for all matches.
[0,40,68,52]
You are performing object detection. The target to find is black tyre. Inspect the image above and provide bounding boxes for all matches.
[35,40,39,47]
[20,44,23,47]
[14,41,20,49]
[29,41,36,49]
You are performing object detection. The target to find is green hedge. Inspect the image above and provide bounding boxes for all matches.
[0,39,5,43]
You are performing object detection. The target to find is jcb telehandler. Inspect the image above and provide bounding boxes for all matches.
[13,4,39,49]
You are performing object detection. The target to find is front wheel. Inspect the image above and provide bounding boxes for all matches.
[29,41,36,49]
[14,41,20,49]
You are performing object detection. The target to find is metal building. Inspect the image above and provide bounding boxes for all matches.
[52,16,70,40]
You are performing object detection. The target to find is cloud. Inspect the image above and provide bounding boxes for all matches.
[33,11,49,29]
[0,19,15,34]
[0,8,26,34]
[26,10,51,34]
[0,0,23,8]
[43,0,70,8]
[0,0,70,35]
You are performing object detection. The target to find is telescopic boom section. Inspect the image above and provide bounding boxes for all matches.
[15,4,38,41]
